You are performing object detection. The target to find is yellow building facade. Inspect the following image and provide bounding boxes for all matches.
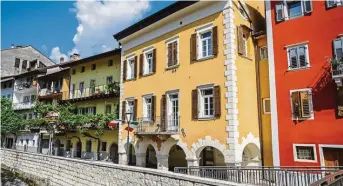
[53,50,121,161]
[114,1,265,170]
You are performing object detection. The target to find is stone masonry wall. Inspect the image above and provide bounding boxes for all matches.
[1,149,236,186]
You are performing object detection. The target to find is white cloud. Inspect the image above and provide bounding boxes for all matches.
[50,0,150,61]
[50,47,69,64]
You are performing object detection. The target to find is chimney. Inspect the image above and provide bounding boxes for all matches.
[11,44,14,48]
[70,53,80,62]
[60,57,65,63]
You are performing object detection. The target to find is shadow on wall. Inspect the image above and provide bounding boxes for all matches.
[308,62,337,112]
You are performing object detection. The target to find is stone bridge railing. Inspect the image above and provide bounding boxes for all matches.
[0,148,235,186]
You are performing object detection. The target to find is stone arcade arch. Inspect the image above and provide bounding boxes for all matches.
[146,145,157,169]
[242,143,261,167]
[109,143,119,164]
[168,145,187,171]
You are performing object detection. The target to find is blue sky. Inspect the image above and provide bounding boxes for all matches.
[1,1,175,63]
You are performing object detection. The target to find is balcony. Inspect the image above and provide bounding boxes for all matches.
[14,81,37,92]
[38,87,62,100]
[13,101,36,110]
[331,58,343,87]
[135,115,180,137]
[61,83,119,103]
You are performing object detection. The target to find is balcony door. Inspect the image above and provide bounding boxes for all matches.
[167,93,179,132]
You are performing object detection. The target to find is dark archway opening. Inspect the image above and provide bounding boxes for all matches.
[168,145,187,171]
[146,145,157,169]
[109,143,119,164]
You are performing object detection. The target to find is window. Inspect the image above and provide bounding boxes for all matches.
[242,33,248,57]
[15,58,20,68]
[7,95,11,99]
[81,66,85,73]
[105,104,112,114]
[101,142,107,151]
[31,95,36,103]
[326,0,343,8]
[91,64,96,71]
[90,79,96,94]
[166,38,179,68]
[126,57,135,80]
[199,31,212,58]
[238,4,249,20]
[143,96,153,120]
[86,140,92,152]
[126,100,134,114]
[8,82,12,88]
[290,89,313,120]
[23,96,30,103]
[144,51,153,75]
[260,47,268,60]
[167,92,179,129]
[199,88,214,118]
[88,107,96,115]
[237,26,250,57]
[20,139,23,145]
[22,60,27,69]
[79,82,84,96]
[263,98,271,114]
[108,59,113,67]
[293,144,317,162]
[276,1,312,22]
[106,76,113,84]
[72,69,76,75]
[287,44,310,70]
[333,37,343,60]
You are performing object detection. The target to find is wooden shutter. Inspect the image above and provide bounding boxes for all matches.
[152,49,156,73]
[167,43,173,67]
[133,99,138,121]
[300,91,311,118]
[289,48,298,68]
[291,92,301,118]
[151,96,156,121]
[275,3,284,22]
[212,26,218,56]
[160,95,166,131]
[237,26,244,55]
[298,47,307,67]
[303,0,312,14]
[190,33,197,61]
[139,54,144,77]
[214,86,221,118]
[192,89,198,120]
[134,56,137,79]
[122,101,126,123]
[173,41,178,65]
[123,60,127,81]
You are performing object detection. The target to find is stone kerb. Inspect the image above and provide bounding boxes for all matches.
[1,148,237,186]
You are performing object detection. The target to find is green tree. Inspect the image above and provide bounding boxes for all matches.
[1,98,24,148]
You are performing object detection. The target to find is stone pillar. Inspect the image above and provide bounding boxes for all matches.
[93,152,98,161]
[118,151,127,165]
[156,154,169,171]
[186,158,199,167]
[135,153,146,167]
[54,147,58,156]
[70,149,75,158]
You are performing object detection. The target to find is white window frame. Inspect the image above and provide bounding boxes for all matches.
[263,98,271,114]
[318,144,343,167]
[238,3,249,21]
[126,98,134,112]
[88,107,95,115]
[165,36,179,68]
[282,1,310,20]
[286,43,310,71]
[142,94,153,121]
[326,0,343,8]
[198,84,214,119]
[260,46,268,60]
[196,24,213,60]
[143,48,154,75]
[333,37,343,60]
[166,90,180,129]
[290,88,314,120]
[293,144,317,163]
[242,33,248,57]
[126,56,135,80]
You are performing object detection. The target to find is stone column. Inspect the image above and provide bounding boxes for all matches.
[186,157,199,167]
[156,154,169,171]
[118,147,127,165]
[54,147,58,156]
[135,153,146,167]
[70,149,75,158]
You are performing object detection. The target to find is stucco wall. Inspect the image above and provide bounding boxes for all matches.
[1,148,234,186]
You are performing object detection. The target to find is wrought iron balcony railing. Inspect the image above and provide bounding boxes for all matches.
[14,82,37,91]
[13,101,36,110]
[135,114,180,134]
[62,83,119,100]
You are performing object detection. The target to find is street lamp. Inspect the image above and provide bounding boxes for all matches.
[125,112,133,165]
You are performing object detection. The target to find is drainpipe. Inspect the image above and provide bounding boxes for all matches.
[253,37,265,167]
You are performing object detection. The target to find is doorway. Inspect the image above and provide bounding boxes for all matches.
[323,147,343,167]
[76,141,82,158]
[109,143,119,164]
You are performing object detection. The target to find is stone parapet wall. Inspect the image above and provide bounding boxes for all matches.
[1,148,235,186]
